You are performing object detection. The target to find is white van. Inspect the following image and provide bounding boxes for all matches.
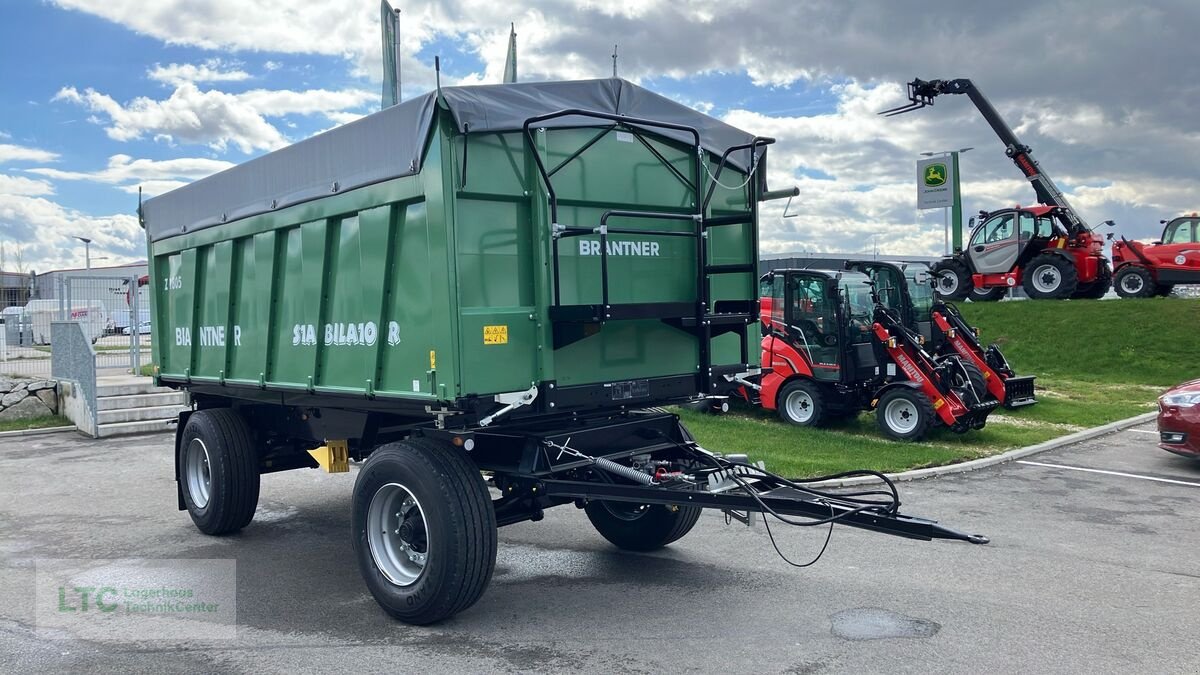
[22,299,109,345]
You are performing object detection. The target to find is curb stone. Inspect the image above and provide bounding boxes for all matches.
[0,425,77,439]
[807,411,1159,489]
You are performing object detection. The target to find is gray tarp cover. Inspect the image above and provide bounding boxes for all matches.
[142,78,760,243]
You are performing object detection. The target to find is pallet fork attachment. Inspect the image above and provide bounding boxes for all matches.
[877,78,943,116]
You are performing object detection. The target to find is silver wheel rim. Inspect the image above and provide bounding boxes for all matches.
[367,483,428,587]
[936,271,959,295]
[1031,264,1061,293]
[784,389,816,423]
[185,438,212,509]
[1121,274,1143,294]
[884,398,920,434]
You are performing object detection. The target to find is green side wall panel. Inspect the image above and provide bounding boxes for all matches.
[148,114,757,404]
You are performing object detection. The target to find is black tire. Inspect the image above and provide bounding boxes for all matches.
[584,499,702,552]
[875,387,936,442]
[352,438,497,625]
[680,398,730,414]
[1021,253,1079,299]
[1155,284,1175,297]
[179,408,260,536]
[931,258,972,300]
[1074,259,1112,299]
[776,379,828,427]
[1113,266,1154,298]
[969,286,1007,302]
[948,359,988,405]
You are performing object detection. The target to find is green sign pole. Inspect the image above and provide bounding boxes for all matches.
[950,150,963,253]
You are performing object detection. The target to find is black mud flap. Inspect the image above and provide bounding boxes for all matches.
[174,409,193,511]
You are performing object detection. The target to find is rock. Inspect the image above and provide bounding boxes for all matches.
[0,395,52,422]
[0,378,16,394]
[35,389,57,415]
[0,389,26,407]
[27,380,55,392]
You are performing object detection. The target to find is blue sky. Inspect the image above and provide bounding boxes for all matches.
[1,0,1196,272]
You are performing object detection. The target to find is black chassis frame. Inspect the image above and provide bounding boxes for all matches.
[172,398,985,545]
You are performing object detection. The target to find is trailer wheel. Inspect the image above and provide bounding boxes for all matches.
[876,388,935,442]
[777,380,828,427]
[584,499,702,552]
[352,438,497,625]
[931,259,972,300]
[179,408,260,535]
[969,286,1007,302]
[1022,254,1079,299]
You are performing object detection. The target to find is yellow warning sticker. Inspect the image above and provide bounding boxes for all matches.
[483,325,508,345]
[933,398,945,410]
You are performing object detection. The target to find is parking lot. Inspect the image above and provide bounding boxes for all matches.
[1,422,1197,674]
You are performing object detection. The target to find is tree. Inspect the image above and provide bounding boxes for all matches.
[10,242,24,276]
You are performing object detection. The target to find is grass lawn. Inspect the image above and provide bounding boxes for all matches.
[678,297,1198,478]
[0,415,71,433]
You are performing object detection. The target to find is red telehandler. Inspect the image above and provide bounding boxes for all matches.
[881,78,1113,300]
[1111,214,1200,297]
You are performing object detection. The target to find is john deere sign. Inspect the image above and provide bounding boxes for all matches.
[917,156,956,209]
[923,163,947,186]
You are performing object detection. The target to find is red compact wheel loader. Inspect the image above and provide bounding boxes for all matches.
[750,268,998,441]
[881,78,1113,300]
[1111,214,1200,298]
[785,259,1037,408]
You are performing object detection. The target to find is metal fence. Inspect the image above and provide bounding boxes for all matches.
[0,275,150,378]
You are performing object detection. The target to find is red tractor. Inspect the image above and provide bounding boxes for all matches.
[751,268,997,441]
[931,205,1112,301]
[881,78,1113,301]
[1111,214,1200,298]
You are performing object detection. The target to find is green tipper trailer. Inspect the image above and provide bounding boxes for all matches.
[143,78,985,624]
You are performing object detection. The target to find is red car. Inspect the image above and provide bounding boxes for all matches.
[1158,379,1200,458]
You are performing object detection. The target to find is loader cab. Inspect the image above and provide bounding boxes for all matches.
[1160,216,1200,245]
[965,207,1058,274]
[763,269,879,384]
[844,261,935,341]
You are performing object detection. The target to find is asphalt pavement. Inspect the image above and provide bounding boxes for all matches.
[1,421,1198,674]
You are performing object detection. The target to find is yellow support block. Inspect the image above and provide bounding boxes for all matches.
[308,440,350,473]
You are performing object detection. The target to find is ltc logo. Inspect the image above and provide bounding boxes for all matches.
[923,163,947,187]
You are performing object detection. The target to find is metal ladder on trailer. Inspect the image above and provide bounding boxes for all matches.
[522,110,773,393]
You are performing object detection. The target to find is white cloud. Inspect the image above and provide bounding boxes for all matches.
[236,88,375,116]
[264,61,281,72]
[148,58,251,86]
[54,84,287,153]
[53,82,375,154]
[0,174,55,197]
[0,192,144,272]
[0,131,11,140]
[27,154,233,197]
[0,143,60,163]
